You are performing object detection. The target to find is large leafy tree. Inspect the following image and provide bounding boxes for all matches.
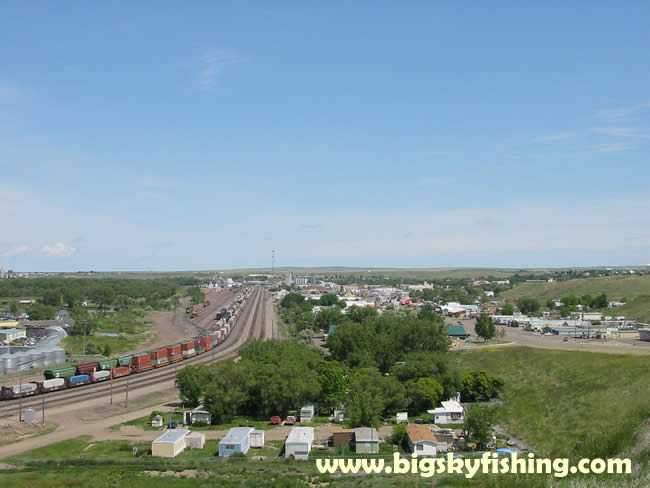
[517,297,540,314]
[474,313,496,342]
[460,370,504,402]
[317,360,348,410]
[406,377,444,414]
[175,364,210,408]
[463,404,496,448]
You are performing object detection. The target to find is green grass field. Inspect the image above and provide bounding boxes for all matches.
[61,309,152,356]
[450,347,650,458]
[500,274,650,303]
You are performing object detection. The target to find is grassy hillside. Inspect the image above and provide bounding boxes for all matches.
[451,347,650,458]
[606,296,650,323]
[501,274,650,303]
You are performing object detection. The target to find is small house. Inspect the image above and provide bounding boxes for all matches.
[353,427,379,454]
[219,427,254,457]
[396,412,408,424]
[250,429,265,448]
[151,415,163,428]
[406,425,438,457]
[428,393,464,424]
[332,429,354,448]
[152,429,190,458]
[183,404,212,425]
[186,432,205,449]
[285,427,314,460]
[300,405,315,423]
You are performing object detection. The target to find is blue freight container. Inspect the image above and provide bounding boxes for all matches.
[69,374,90,384]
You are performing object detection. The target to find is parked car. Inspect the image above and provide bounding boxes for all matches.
[270,416,282,425]
[285,416,296,425]
[168,421,177,429]
[563,337,569,342]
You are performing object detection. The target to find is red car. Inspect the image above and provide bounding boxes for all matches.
[270,416,282,425]
[285,416,296,425]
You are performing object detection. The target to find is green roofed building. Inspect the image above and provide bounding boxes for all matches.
[446,325,469,339]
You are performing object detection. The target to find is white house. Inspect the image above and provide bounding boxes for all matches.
[285,427,314,460]
[407,425,438,457]
[219,427,254,457]
[428,393,464,424]
[300,405,315,423]
[152,429,190,458]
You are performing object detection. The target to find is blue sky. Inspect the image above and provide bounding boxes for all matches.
[1,2,649,271]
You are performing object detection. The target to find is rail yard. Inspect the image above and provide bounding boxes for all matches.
[0,286,272,420]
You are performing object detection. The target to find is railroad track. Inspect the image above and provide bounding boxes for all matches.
[0,287,269,417]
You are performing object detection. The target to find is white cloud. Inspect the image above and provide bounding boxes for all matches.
[40,242,77,257]
[598,101,650,121]
[590,142,636,153]
[3,244,28,257]
[529,132,574,143]
[197,49,241,91]
[591,127,649,138]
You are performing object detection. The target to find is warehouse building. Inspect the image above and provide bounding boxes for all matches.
[0,328,27,343]
[152,429,190,458]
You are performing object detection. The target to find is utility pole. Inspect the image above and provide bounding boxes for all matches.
[42,397,45,425]
[18,373,22,422]
[110,372,113,405]
[272,249,275,274]
[125,375,129,408]
[82,320,87,360]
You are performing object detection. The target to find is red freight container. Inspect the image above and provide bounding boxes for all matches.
[111,366,131,378]
[151,348,168,367]
[167,345,182,363]
[198,336,212,350]
[132,353,153,373]
[76,362,99,375]
[181,341,196,358]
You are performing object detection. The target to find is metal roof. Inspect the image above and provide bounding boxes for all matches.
[152,429,190,444]
[354,427,378,443]
[220,427,254,445]
[286,427,314,444]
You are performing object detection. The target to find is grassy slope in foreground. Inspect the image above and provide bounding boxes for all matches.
[451,347,650,458]
[500,274,650,303]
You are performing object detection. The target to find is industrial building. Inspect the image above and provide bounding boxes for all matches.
[0,328,26,343]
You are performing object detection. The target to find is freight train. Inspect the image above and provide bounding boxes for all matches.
[0,288,253,401]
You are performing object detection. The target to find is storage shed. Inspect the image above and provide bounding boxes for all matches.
[151,415,163,428]
[353,427,379,454]
[332,429,354,448]
[219,427,254,457]
[152,429,190,458]
[186,432,205,449]
[285,427,314,460]
[250,429,265,448]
